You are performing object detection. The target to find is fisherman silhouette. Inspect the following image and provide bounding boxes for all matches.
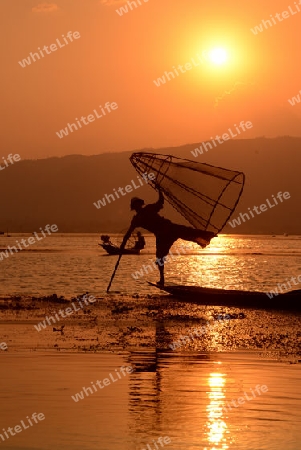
[100,234,112,245]
[121,188,216,285]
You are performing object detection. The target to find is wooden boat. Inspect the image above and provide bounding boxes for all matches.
[148,282,301,312]
[99,243,140,255]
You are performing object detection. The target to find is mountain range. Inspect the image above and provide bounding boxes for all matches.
[0,137,299,234]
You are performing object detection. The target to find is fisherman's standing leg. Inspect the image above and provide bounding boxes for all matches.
[155,235,177,286]
[156,257,165,286]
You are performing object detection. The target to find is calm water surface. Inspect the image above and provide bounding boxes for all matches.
[1,235,301,449]
[0,352,300,450]
[0,234,301,297]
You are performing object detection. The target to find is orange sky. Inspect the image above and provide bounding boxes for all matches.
[1,0,301,158]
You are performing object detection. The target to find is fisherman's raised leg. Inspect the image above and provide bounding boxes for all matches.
[174,224,216,248]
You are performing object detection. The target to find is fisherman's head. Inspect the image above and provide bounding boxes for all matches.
[130,197,144,211]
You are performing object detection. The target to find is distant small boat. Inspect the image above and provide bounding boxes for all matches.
[99,243,140,255]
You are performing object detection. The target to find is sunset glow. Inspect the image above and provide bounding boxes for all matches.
[208,48,228,65]
[1,0,301,447]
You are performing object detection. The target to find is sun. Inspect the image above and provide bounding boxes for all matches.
[208,48,228,65]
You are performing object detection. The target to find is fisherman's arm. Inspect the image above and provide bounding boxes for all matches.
[149,186,164,212]
[157,187,164,206]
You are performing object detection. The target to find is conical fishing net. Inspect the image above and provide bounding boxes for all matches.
[130,152,245,233]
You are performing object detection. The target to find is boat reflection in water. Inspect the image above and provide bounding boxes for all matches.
[126,347,231,450]
[124,321,232,449]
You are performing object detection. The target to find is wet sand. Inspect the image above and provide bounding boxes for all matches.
[1,294,301,360]
[1,295,301,449]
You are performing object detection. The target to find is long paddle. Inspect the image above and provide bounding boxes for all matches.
[106,226,131,293]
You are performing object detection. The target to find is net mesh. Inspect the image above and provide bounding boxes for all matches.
[130,152,245,234]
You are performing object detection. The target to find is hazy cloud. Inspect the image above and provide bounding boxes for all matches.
[214,81,255,108]
[32,3,60,13]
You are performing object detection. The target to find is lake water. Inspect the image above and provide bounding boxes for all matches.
[0,352,301,450]
[1,234,301,449]
[0,234,301,297]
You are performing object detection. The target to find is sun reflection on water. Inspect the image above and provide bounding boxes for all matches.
[205,371,229,450]
[172,236,249,290]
